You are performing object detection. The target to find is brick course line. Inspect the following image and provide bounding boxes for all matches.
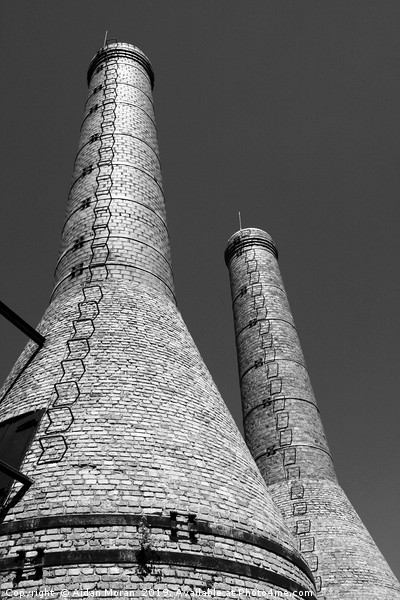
[60,196,168,237]
[84,84,156,113]
[69,163,165,196]
[54,236,174,277]
[50,263,177,305]
[79,97,156,132]
[243,397,321,420]
[0,550,317,599]
[0,513,314,582]
[74,132,161,170]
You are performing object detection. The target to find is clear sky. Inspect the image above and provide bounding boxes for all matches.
[0,0,399,579]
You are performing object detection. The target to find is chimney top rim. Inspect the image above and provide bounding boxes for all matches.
[87,42,154,88]
[224,228,278,265]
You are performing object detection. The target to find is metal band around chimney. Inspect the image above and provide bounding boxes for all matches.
[87,46,154,88]
[225,236,278,265]
[0,549,316,599]
[0,513,314,584]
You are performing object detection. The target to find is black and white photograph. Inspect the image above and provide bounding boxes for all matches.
[0,2,399,597]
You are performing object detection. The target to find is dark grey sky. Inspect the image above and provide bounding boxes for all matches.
[1,0,399,579]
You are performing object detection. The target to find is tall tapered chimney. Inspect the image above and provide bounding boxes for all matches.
[225,227,400,599]
[0,44,316,596]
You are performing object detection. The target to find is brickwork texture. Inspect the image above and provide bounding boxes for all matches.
[0,44,316,596]
[225,227,400,599]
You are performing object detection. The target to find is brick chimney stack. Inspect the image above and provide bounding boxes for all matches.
[0,44,316,596]
[225,227,400,599]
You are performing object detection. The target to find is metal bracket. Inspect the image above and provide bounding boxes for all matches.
[14,548,44,584]
[0,300,45,347]
[0,460,33,520]
[169,511,198,543]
